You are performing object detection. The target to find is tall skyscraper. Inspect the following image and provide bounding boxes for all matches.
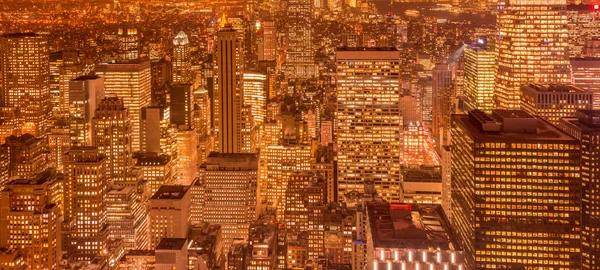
[494,0,571,109]
[0,170,60,269]
[68,75,105,146]
[49,51,83,118]
[259,20,277,61]
[92,97,133,181]
[214,25,244,153]
[47,119,71,172]
[451,110,581,269]
[285,0,315,78]
[432,63,454,150]
[463,41,495,113]
[559,110,600,269]
[243,72,267,126]
[0,33,50,136]
[95,60,151,152]
[64,147,109,260]
[141,106,175,156]
[172,31,191,84]
[335,48,402,202]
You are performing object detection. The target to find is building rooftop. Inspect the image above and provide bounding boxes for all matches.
[1,32,40,38]
[367,202,460,251]
[7,169,56,186]
[136,155,171,166]
[454,110,576,142]
[151,185,189,200]
[156,238,187,250]
[521,83,589,93]
[73,75,101,81]
[337,47,398,51]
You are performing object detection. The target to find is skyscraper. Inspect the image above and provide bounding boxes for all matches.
[463,41,495,113]
[432,63,454,151]
[494,0,571,109]
[195,153,258,256]
[170,84,195,127]
[92,97,133,181]
[214,25,244,153]
[0,33,50,136]
[451,110,581,269]
[243,72,267,127]
[64,147,109,260]
[285,0,315,78]
[172,31,192,84]
[148,185,191,249]
[49,51,83,118]
[0,171,60,269]
[259,20,277,61]
[1,134,49,180]
[68,75,105,146]
[571,58,600,109]
[117,27,140,60]
[520,83,593,125]
[335,48,402,202]
[559,110,600,269]
[106,186,149,250]
[95,60,151,152]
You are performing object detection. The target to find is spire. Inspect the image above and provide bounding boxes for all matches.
[220,13,227,28]
[173,31,189,46]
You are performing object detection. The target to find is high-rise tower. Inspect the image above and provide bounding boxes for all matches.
[0,33,50,136]
[285,0,315,78]
[494,0,571,109]
[172,31,191,84]
[335,48,402,202]
[214,24,244,153]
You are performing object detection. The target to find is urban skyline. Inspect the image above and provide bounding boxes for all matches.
[0,0,600,269]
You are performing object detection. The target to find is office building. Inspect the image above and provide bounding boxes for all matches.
[141,106,176,156]
[335,48,402,202]
[494,0,571,109]
[49,51,83,117]
[463,41,495,113]
[64,147,109,260]
[135,154,173,195]
[155,238,189,270]
[195,152,258,256]
[214,25,244,153]
[68,75,105,146]
[106,186,149,250]
[47,120,71,172]
[170,84,194,127]
[285,0,316,78]
[92,97,133,180]
[259,20,277,61]
[117,27,139,60]
[0,171,60,269]
[559,110,600,269]
[0,33,50,136]
[95,59,151,152]
[366,202,464,269]
[400,165,442,204]
[171,31,191,84]
[264,143,311,219]
[432,63,454,150]
[451,110,582,268]
[520,83,593,125]
[174,128,198,185]
[284,172,313,233]
[571,58,600,109]
[148,185,191,249]
[1,134,49,179]
[243,72,267,126]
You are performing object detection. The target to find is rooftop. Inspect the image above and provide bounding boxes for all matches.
[1,32,40,38]
[454,110,576,142]
[156,238,187,250]
[151,185,189,200]
[337,47,398,51]
[521,83,589,93]
[367,202,460,251]
[73,75,101,81]
[136,155,171,166]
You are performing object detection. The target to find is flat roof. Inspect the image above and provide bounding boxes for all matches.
[156,238,187,250]
[336,47,398,51]
[136,155,171,166]
[367,202,460,250]
[1,32,40,38]
[452,114,576,143]
[521,83,589,93]
[151,185,189,200]
[72,75,101,81]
